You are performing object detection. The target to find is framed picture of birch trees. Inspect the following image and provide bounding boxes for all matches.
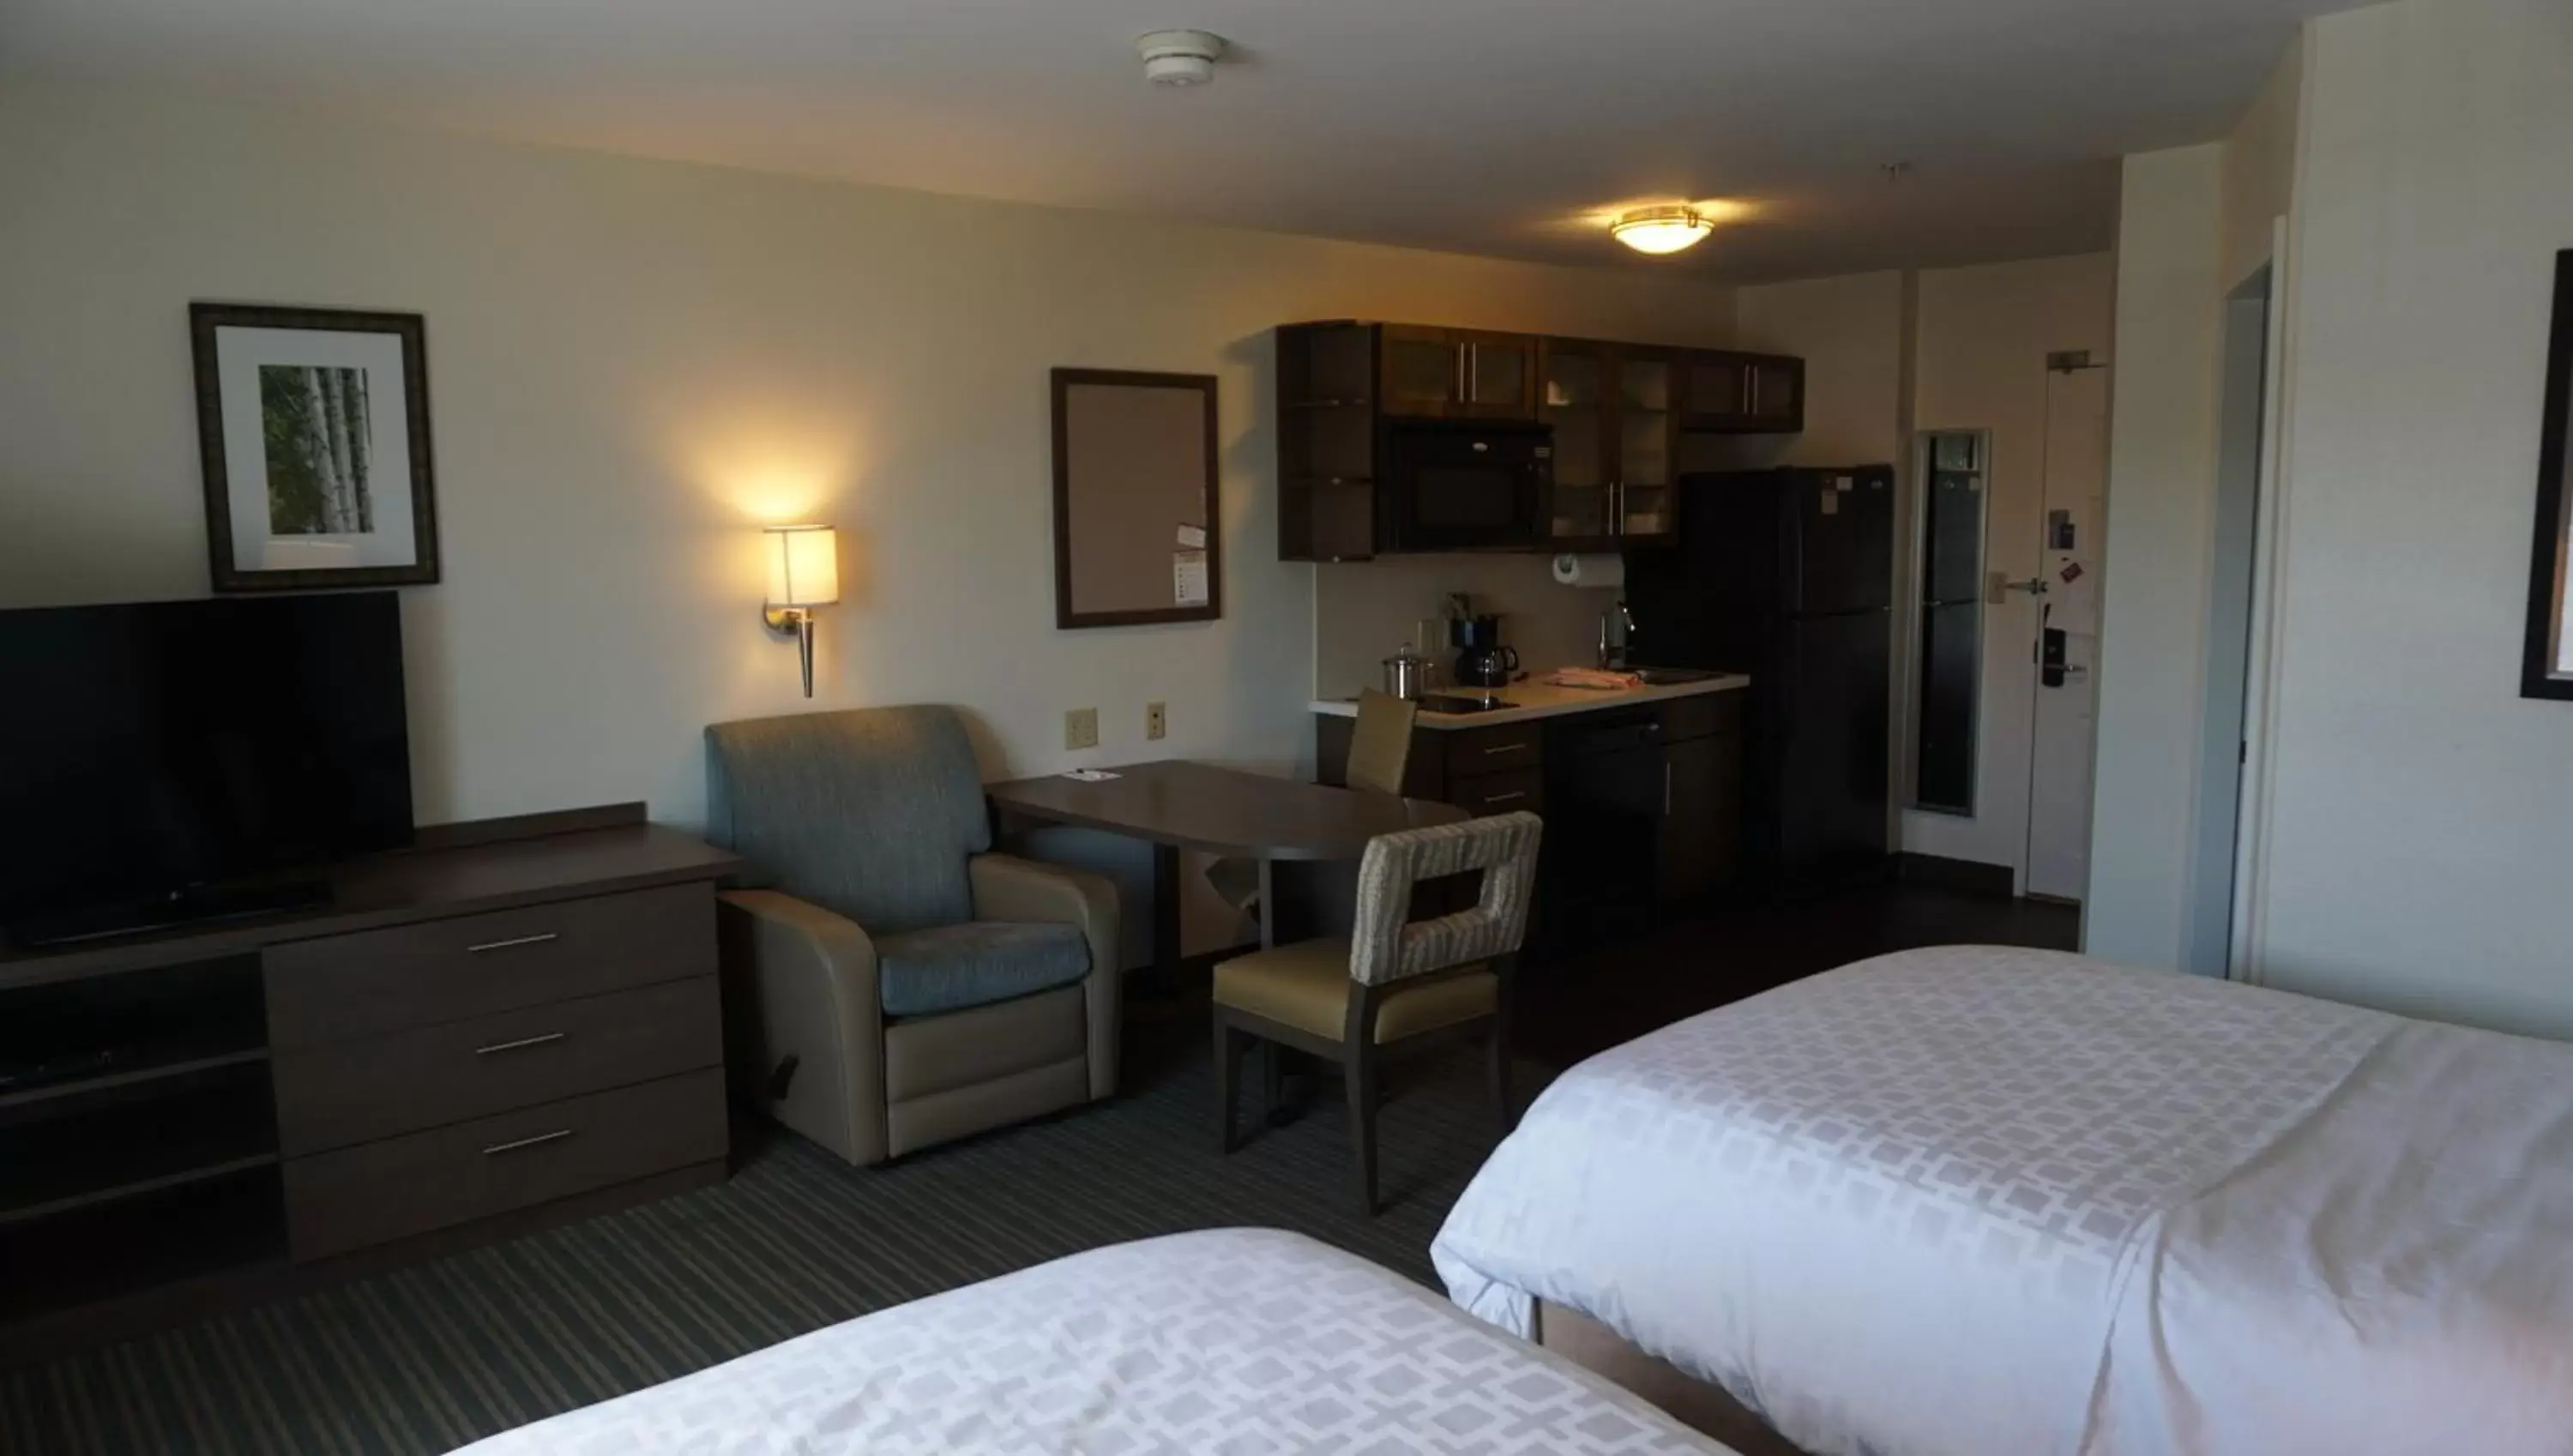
[190,303,439,591]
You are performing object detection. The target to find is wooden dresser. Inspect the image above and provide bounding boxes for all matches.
[0,804,739,1363]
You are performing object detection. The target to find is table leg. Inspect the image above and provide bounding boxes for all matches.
[1151,841,1183,996]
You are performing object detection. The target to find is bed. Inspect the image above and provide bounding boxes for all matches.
[449,1227,1734,1454]
[1431,946,2573,1456]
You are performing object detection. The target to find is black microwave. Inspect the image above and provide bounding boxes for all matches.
[1379,420,1552,552]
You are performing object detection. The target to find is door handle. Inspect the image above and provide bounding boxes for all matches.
[1467,346,1480,405]
[1481,790,1528,805]
[1663,761,1674,816]
[467,931,559,954]
[1986,571,2049,604]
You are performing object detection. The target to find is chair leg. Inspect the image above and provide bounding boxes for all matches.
[1215,1020,1248,1154]
[1346,1044,1381,1215]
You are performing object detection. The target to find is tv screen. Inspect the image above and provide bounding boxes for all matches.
[0,593,413,942]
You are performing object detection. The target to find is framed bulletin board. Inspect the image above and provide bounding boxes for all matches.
[1051,368,1220,629]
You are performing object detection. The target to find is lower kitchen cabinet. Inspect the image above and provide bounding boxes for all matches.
[1313,692,1743,956]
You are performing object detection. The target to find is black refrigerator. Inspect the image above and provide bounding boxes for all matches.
[1624,466,1895,891]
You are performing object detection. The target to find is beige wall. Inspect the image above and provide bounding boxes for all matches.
[1314,555,1620,701]
[2245,0,2573,1036]
[2220,38,2306,293]
[0,82,1735,960]
[1726,272,1908,468]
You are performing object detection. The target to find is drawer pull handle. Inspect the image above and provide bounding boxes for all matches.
[1481,791,1528,804]
[475,1032,568,1056]
[467,932,560,954]
[484,1129,575,1157]
[1480,743,1528,755]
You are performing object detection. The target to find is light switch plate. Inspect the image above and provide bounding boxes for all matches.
[1065,707,1099,750]
[1145,701,1167,741]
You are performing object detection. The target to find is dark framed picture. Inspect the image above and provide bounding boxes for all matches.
[2520,252,2573,700]
[1050,368,1221,629]
[190,302,440,592]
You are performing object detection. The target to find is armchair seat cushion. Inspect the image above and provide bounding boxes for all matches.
[877,921,1093,1019]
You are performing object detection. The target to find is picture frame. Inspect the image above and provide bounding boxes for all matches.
[1050,368,1221,630]
[190,302,441,593]
[2519,252,2573,700]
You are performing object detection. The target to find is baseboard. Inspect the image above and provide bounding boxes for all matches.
[1895,851,2016,899]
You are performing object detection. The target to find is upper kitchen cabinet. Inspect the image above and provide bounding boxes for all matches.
[1681,350,1805,434]
[1379,325,1537,420]
[1541,340,1679,551]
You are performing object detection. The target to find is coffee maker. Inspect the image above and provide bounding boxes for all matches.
[1449,613,1519,689]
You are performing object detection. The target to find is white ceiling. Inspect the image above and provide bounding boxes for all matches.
[0,0,2341,282]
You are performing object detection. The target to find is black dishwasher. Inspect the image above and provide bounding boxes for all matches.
[1544,711,1666,947]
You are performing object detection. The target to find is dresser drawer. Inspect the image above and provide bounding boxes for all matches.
[266,883,714,1048]
[274,977,721,1156]
[1443,721,1544,777]
[1449,766,1544,818]
[285,1068,726,1261]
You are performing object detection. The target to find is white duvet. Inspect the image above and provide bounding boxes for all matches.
[1431,946,2573,1456]
[450,1227,1732,1454]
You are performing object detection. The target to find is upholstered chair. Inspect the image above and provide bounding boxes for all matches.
[1210,810,1542,1213]
[705,706,1120,1166]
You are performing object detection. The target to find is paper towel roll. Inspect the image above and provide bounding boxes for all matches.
[1550,552,1624,589]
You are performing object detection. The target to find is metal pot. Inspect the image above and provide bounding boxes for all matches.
[1382,646,1432,700]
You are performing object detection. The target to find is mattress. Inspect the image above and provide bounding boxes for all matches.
[449,1226,1733,1454]
[1431,946,2573,1456]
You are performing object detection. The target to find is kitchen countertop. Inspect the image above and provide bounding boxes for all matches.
[1310,672,1750,729]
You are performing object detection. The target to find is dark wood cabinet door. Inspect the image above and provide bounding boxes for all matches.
[1380,325,1461,418]
[1454,329,1537,418]
[1748,357,1805,431]
[1540,339,1616,547]
[1683,352,1751,429]
[1613,347,1679,544]
[1655,731,1743,905]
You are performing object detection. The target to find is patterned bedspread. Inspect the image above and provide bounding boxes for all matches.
[1432,946,2573,1455]
[450,1227,1732,1454]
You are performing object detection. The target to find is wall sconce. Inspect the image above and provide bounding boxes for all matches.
[762,524,840,697]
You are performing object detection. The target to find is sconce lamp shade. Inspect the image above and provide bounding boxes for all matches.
[763,525,840,608]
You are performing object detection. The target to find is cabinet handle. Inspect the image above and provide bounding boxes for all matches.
[1467,346,1479,405]
[483,1128,575,1157]
[1480,743,1528,755]
[1664,761,1674,816]
[1747,369,1761,417]
[467,931,559,954]
[475,1032,568,1056]
[1481,791,1528,805]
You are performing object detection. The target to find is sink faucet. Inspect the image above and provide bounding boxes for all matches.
[1597,599,1633,671]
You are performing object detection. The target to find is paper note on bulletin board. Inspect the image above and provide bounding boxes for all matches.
[1173,550,1209,606]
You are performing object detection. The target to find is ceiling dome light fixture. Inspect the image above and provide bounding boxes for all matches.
[1610,205,1714,256]
[1136,29,1228,87]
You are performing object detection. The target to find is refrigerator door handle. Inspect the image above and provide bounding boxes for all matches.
[1663,760,1673,816]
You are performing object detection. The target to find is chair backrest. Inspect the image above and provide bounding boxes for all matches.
[1346,689,1419,797]
[1347,811,1544,987]
[704,705,991,933]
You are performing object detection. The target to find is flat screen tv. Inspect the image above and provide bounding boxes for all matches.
[0,592,413,947]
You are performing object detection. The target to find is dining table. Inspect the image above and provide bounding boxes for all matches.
[982,759,1468,986]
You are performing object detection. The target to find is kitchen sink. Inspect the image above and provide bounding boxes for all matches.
[1631,667,1722,685]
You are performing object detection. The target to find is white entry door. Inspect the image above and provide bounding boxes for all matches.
[2023,365,2110,899]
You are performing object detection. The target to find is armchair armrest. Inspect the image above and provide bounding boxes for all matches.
[718,889,888,1164]
[968,853,1122,1100]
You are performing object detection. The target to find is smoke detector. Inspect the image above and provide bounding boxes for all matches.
[1136,29,1227,87]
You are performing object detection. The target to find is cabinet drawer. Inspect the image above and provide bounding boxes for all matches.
[274,977,721,1156]
[1443,722,1544,777]
[285,1068,726,1261]
[266,883,714,1048]
[1658,691,1744,742]
[1450,767,1545,818]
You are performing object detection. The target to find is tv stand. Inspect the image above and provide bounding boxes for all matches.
[0,803,740,1367]
[6,878,334,950]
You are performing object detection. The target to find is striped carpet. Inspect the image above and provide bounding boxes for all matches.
[0,1001,1538,1456]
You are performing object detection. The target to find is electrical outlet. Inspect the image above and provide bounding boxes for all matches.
[1064,707,1099,750]
[1145,701,1167,741]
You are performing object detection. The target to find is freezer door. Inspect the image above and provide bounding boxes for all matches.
[1789,467,1896,615]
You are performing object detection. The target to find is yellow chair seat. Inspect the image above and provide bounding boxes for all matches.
[1213,936,1496,1045]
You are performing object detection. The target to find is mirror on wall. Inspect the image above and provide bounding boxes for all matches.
[2521,251,2573,700]
[1051,369,1220,630]
[1912,430,1990,814]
